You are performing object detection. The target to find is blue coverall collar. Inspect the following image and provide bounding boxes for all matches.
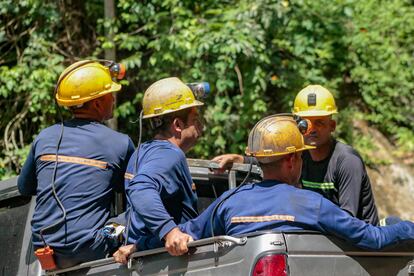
[256,179,285,188]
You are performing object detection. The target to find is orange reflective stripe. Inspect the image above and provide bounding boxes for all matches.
[40,155,107,169]
[231,214,295,224]
[124,173,134,180]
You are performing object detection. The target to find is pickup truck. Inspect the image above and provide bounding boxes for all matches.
[1,159,413,276]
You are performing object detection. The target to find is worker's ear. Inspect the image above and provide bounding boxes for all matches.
[285,153,295,170]
[172,117,186,134]
[94,98,102,111]
[93,97,108,119]
[329,118,336,132]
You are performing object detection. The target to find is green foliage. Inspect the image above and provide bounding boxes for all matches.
[346,0,414,155]
[108,0,352,157]
[1,0,413,178]
[0,0,101,177]
[0,1,63,177]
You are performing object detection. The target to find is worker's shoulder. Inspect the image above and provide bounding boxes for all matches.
[36,120,129,139]
[332,140,363,162]
[274,183,325,201]
[35,122,61,136]
[225,183,324,211]
[99,125,132,142]
[35,121,132,157]
[142,140,186,162]
[232,182,322,198]
[84,123,134,153]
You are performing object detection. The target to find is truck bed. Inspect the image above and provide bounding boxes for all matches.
[45,231,414,276]
[1,159,413,276]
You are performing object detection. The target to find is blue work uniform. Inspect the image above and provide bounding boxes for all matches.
[180,180,414,250]
[124,140,198,250]
[18,119,135,268]
[244,140,380,226]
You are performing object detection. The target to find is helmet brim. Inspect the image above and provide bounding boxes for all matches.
[246,144,316,157]
[293,110,337,117]
[143,100,204,119]
[301,144,317,151]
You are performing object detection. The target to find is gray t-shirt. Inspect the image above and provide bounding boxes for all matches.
[301,140,379,225]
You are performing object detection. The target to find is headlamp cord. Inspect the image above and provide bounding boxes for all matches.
[38,59,125,248]
[209,157,253,239]
[123,109,144,246]
[39,102,66,248]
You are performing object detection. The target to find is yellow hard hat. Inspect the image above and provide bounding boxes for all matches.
[245,116,315,161]
[55,60,122,107]
[142,77,204,119]
[293,85,338,117]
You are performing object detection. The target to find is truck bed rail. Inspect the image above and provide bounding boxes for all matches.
[46,235,248,275]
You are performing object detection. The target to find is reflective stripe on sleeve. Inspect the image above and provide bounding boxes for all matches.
[302,180,336,191]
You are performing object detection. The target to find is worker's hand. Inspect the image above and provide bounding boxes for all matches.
[164,227,193,256]
[113,244,137,265]
[211,154,244,173]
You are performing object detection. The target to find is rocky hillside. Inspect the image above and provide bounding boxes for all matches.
[354,120,414,221]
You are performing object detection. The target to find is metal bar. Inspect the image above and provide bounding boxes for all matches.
[188,235,247,247]
[114,193,123,217]
[46,257,115,275]
[129,235,247,259]
[228,171,237,189]
[47,236,247,275]
[212,183,218,198]
[0,188,20,201]
[408,262,414,274]
[187,158,262,175]
[0,176,20,201]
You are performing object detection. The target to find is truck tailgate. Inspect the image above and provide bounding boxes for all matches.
[284,232,414,276]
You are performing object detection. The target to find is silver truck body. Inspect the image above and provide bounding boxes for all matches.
[1,159,413,276]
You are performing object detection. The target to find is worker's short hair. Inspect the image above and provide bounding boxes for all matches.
[68,104,83,111]
[258,152,301,170]
[151,108,192,134]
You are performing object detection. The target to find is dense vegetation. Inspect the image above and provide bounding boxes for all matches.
[1,0,413,179]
